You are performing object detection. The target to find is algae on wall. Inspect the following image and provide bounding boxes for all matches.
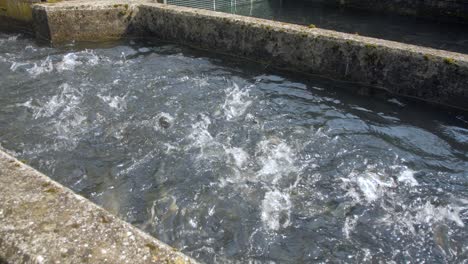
[0,0,37,22]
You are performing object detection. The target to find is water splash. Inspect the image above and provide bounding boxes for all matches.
[256,138,296,185]
[27,56,54,77]
[261,189,292,231]
[189,114,215,149]
[57,53,81,72]
[98,93,128,111]
[223,83,252,120]
[224,147,249,168]
[397,168,418,186]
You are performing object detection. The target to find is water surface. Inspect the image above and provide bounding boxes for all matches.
[0,34,467,263]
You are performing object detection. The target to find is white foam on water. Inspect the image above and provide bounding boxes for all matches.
[256,138,296,184]
[16,99,36,110]
[413,202,465,228]
[193,76,209,87]
[342,164,419,205]
[34,83,82,119]
[342,169,395,203]
[225,147,249,168]
[189,114,214,148]
[7,35,19,41]
[30,83,88,150]
[9,61,29,72]
[208,205,216,216]
[98,93,128,111]
[261,189,292,231]
[189,218,198,228]
[397,168,418,186]
[343,215,358,239]
[188,114,227,161]
[27,56,54,77]
[223,83,252,120]
[24,45,36,52]
[138,47,151,53]
[388,98,405,107]
[163,143,179,154]
[356,172,395,202]
[56,53,82,72]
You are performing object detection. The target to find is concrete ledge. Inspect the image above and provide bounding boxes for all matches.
[0,150,198,264]
[33,0,141,43]
[134,3,468,110]
[30,1,468,110]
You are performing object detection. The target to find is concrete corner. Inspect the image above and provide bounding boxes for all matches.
[0,150,198,264]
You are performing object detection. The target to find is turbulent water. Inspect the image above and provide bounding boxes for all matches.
[0,33,467,263]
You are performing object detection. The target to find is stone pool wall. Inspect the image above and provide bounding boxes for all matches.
[32,0,468,111]
[0,0,468,262]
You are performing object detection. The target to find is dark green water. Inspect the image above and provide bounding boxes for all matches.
[0,33,467,263]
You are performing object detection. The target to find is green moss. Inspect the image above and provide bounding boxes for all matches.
[44,187,59,194]
[145,243,157,251]
[365,53,378,64]
[443,57,456,65]
[100,215,111,223]
[423,54,431,61]
[307,24,316,29]
[365,43,377,49]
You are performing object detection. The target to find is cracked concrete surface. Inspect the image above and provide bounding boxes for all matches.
[0,150,198,264]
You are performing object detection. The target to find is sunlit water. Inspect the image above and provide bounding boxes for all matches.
[1,33,467,263]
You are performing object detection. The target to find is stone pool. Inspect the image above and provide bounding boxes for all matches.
[0,33,467,263]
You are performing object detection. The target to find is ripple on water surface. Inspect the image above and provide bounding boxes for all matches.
[0,33,467,263]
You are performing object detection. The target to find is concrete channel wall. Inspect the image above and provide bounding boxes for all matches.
[0,150,198,264]
[33,0,468,110]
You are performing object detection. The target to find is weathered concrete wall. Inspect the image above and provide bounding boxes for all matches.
[0,150,198,264]
[326,0,468,24]
[30,1,468,110]
[33,0,139,43]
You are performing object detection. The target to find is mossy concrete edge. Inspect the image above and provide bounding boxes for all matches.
[0,149,198,264]
[32,0,468,110]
